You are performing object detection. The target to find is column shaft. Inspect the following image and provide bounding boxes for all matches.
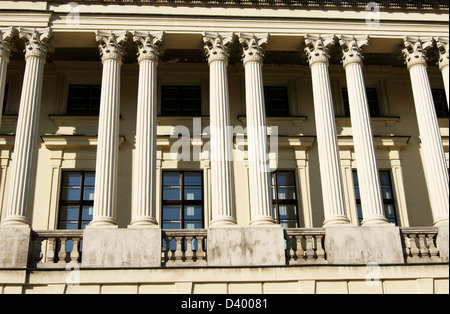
[310,61,350,225]
[130,59,158,226]
[409,64,449,225]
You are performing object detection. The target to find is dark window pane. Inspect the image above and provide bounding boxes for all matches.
[63,173,82,186]
[163,222,181,229]
[265,86,289,117]
[184,172,202,186]
[271,171,299,226]
[184,186,202,201]
[163,206,181,220]
[343,88,380,117]
[61,187,81,201]
[184,206,203,221]
[163,172,181,186]
[60,206,79,221]
[161,86,201,116]
[67,85,101,116]
[163,187,181,201]
[432,89,449,118]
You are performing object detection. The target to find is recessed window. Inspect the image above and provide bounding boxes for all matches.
[161,86,202,116]
[432,89,449,118]
[353,170,398,226]
[271,171,300,228]
[264,86,290,117]
[343,87,381,117]
[67,85,101,116]
[58,171,95,230]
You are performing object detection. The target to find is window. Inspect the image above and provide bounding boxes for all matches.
[432,89,449,118]
[67,85,101,116]
[161,86,202,116]
[58,171,95,230]
[271,171,300,228]
[352,170,398,226]
[1,84,8,114]
[162,171,204,230]
[264,86,290,117]
[343,88,380,117]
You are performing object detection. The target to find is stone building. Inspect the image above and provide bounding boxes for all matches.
[0,0,448,294]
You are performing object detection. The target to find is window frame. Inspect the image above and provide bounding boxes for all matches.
[352,170,399,226]
[58,171,95,230]
[342,87,381,118]
[161,171,205,230]
[66,84,101,116]
[271,171,300,228]
[160,85,203,117]
[431,88,449,118]
[264,86,290,117]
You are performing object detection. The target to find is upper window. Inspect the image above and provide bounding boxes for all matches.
[161,86,202,116]
[271,171,300,228]
[353,170,398,226]
[162,171,204,230]
[264,86,290,117]
[432,89,449,118]
[58,171,95,230]
[67,85,101,116]
[343,87,381,117]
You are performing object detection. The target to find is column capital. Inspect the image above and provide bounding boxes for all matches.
[203,32,234,65]
[238,33,269,65]
[133,31,164,64]
[304,34,336,66]
[337,35,368,67]
[0,27,14,62]
[402,36,434,70]
[435,36,449,70]
[96,30,128,64]
[19,27,51,61]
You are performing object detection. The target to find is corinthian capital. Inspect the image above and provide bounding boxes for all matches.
[19,27,51,61]
[304,34,336,66]
[402,36,434,69]
[0,27,14,61]
[435,37,449,70]
[133,31,164,63]
[96,30,128,63]
[238,33,269,65]
[337,35,369,67]
[203,32,234,65]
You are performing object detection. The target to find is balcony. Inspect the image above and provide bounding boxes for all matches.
[26,226,448,269]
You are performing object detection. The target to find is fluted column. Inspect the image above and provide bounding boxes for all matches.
[204,32,237,226]
[129,31,164,228]
[2,28,51,226]
[239,33,275,226]
[403,37,449,226]
[89,31,127,228]
[305,34,350,226]
[338,35,388,225]
[0,27,13,128]
[436,37,449,108]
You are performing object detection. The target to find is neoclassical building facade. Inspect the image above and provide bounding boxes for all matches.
[0,0,448,294]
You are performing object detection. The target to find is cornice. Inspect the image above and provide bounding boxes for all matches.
[25,0,449,12]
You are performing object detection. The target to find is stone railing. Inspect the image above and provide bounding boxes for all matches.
[284,228,327,265]
[30,230,83,268]
[162,229,207,267]
[400,227,441,263]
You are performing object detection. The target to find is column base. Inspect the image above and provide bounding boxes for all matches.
[361,215,389,226]
[1,215,31,227]
[323,216,351,226]
[249,216,277,226]
[87,217,118,229]
[209,216,237,227]
[207,225,285,267]
[128,217,159,228]
[325,225,404,265]
[0,225,32,268]
[82,228,162,268]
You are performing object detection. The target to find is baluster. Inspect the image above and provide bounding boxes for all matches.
[427,234,439,258]
[409,234,420,258]
[71,238,80,263]
[315,235,325,261]
[185,236,194,261]
[58,238,67,264]
[163,236,171,262]
[46,238,56,264]
[175,236,183,261]
[286,235,293,262]
[418,234,429,258]
[295,235,305,260]
[305,235,315,260]
[197,236,206,261]
[403,234,411,257]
